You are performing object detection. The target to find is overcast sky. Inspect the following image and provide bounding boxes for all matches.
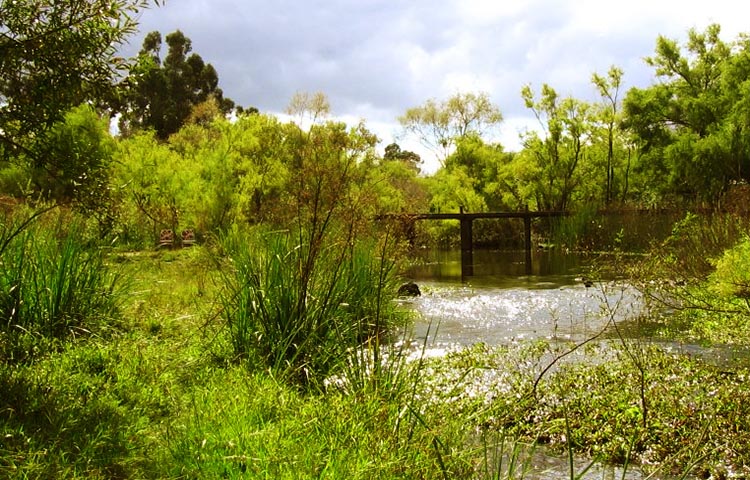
[122,0,750,173]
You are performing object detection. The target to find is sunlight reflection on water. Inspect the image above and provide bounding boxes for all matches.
[405,281,645,351]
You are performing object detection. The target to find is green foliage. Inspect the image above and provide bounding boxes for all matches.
[428,167,487,214]
[591,66,626,205]
[0,213,124,363]
[399,92,503,164]
[657,211,748,279]
[521,84,594,212]
[415,340,750,478]
[219,227,402,387]
[623,24,750,201]
[369,155,429,213]
[32,105,117,224]
[112,113,291,246]
[629,212,750,345]
[0,0,156,158]
[549,203,599,250]
[710,235,750,298]
[112,130,189,244]
[446,134,518,211]
[119,29,235,139]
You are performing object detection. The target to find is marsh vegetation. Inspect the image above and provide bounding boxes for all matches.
[4,3,750,477]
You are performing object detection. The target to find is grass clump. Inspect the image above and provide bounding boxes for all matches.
[0,211,124,363]
[218,227,405,388]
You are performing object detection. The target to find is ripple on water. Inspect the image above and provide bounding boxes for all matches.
[408,282,645,348]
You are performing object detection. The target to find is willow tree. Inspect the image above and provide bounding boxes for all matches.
[398,92,503,165]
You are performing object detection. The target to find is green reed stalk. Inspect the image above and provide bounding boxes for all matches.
[219,227,402,388]
[1,222,123,362]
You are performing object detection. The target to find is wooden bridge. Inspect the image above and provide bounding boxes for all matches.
[381,209,568,276]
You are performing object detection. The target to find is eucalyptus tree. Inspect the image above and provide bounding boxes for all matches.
[398,92,503,165]
[119,30,235,139]
[623,24,750,201]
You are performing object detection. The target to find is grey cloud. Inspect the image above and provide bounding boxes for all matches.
[121,0,747,157]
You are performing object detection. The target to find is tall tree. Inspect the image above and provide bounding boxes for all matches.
[383,143,422,172]
[592,66,624,205]
[622,24,750,201]
[0,0,157,159]
[398,92,502,165]
[521,84,593,211]
[119,30,235,139]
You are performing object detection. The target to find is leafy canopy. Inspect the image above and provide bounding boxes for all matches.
[118,30,236,139]
[0,0,157,157]
[398,92,502,165]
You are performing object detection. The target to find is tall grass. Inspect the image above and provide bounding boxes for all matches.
[0,217,124,363]
[219,227,404,388]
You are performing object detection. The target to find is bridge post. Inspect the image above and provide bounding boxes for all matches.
[460,214,474,277]
[524,215,532,275]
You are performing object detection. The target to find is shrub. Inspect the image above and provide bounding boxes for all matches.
[709,235,750,298]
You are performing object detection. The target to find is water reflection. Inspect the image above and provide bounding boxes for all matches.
[403,248,635,349]
[409,248,596,285]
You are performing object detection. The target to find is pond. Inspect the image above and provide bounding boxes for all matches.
[402,248,750,366]
[398,247,746,479]
[402,248,634,350]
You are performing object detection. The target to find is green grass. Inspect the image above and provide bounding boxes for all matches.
[0,246,475,479]
[1,219,125,363]
[218,227,406,388]
[3,223,750,478]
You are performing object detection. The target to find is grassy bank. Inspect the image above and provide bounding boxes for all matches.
[1,243,477,479]
[3,214,750,478]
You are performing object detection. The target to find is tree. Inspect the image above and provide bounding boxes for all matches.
[444,134,517,211]
[119,30,235,139]
[622,24,750,201]
[34,105,117,223]
[521,84,593,211]
[592,66,624,204]
[398,92,503,165]
[383,143,421,172]
[0,0,157,159]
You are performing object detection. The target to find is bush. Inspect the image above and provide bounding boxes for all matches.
[710,235,750,298]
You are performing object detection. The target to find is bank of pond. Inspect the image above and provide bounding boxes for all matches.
[2,244,750,479]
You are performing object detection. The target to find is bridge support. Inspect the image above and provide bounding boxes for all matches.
[459,215,474,277]
[379,209,567,279]
[524,216,532,275]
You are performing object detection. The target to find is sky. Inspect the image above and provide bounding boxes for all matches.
[121,0,750,173]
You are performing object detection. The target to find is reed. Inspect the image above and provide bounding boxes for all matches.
[0,219,124,363]
[219,227,404,388]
